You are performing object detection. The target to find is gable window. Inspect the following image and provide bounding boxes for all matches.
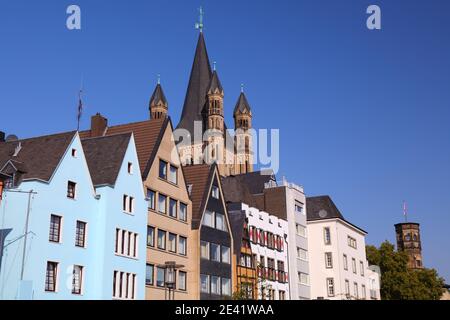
[210,243,220,262]
[115,228,138,258]
[215,213,227,231]
[169,198,177,218]
[45,261,58,292]
[157,230,166,250]
[168,165,177,184]
[326,278,335,297]
[146,264,154,286]
[158,194,167,214]
[323,227,331,245]
[49,215,62,243]
[75,221,86,247]
[179,236,187,256]
[127,162,133,174]
[211,186,219,199]
[71,148,77,157]
[159,159,168,180]
[325,252,333,268]
[202,210,214,228]
[147,189,156,210]
[200,241,210,260]
[179,202,187,222]
[147,226,155,247]
[168,233,177,253]
[72,265,83,295]
[123,195,134,213]
[67,181,76,199]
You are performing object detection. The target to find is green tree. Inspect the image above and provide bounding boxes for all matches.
[366,241,445,300]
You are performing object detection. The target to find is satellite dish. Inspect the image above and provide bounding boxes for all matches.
[318,209,328,218]
[5,134,18,142]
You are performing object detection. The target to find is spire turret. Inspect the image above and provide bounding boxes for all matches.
[149,82,168,119]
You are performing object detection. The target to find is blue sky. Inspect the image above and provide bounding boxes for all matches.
[1,0,449,282]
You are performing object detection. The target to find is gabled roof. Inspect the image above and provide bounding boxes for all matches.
[208,71,223,94]
[234,92,252,114]
[224,170,277,195]
[220,175,258,208]
[80,118,168,178]
[177,32,212,137]
[0,131,76,182]
[81,133,132,187]
[182,164,216,229]
[149,83,168,108]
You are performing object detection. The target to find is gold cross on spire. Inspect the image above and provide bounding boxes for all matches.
[195,6,204,32]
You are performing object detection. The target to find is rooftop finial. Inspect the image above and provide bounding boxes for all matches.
[213,61,216,71]
[241,83,244,93]
[157,73,161,85]
[195,6,204,32]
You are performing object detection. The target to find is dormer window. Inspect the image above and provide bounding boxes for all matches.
[128,162,133,174]
[67,181,76,199]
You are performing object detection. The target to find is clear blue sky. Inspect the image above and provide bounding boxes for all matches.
[1,0,449,282]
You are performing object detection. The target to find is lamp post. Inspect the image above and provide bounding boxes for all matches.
[158,261,184,300]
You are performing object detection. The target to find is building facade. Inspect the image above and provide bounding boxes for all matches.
[0,131,147,300]
[306,196,380,300]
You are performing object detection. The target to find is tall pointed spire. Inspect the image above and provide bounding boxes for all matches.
[177,32,213,138]
[149,80,168,120]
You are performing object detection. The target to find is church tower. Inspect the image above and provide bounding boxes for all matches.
[149,80,168,119]
[395,222,423,269]
[233,90,254,175]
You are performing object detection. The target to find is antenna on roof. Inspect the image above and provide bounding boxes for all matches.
[213,61,216,71]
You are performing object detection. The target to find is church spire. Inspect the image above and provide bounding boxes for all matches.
[149,79,168,120]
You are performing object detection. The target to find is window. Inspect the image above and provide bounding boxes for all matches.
[146,264,154,286]
[354,282,359,299]
[158,194,167,214]
[169,198,177,218]
[215,213,227,231]
[221,246,230,264]
[326,278,335,297]
[67,181,76,199]
[296,224,307,238]
[210,243,220,262]
[298,272,309,285]
[169,165,177,184]
[211,276,220,295]
[168,233,177,253]
[147,189,156,210]
[127,162,133,174]
[49,215,62,243]
[343,254,348,270]
[115,228,138,258]
[159,159,167,180]
[362,284,366,299]
[211,186,219,199]
[71,148,77,157]
[345,279,350,299]
[179,202,187,221]
[147,226,155,247]
[157,230,166,250]
[179,236,187,256]
[221,278,231,296]
[75,221,86,247]
[203,210,214,228]
[325,252,333,268]
[123,195,134,213]
[279,290,286,300]
[72,265,83,294]
[112,271,136,299]
[156,267,165,287]
[45,261,58,292]
[295,201,304,214]
[200,241,210,260]
[179,271,187,291]
[323,227,331,245]
[360,261,365,276]
[200,274,210,293]
[297,247,308,261]
[352,258,357,274]
[348,236,357,249]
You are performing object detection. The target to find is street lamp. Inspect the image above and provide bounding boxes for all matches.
[157,261,184,300]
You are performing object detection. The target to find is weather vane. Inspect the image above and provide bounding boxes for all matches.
[195,6,204,32]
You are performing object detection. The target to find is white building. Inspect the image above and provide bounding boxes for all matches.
[306,196,381,300]
[237,203,290,300]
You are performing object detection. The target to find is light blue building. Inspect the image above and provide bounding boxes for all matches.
[0,131,147,299]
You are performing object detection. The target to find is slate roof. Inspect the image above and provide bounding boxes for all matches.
[182,164,215,229]
[149,83,168,108]
[81,133,132,186]
[234,92,252,114]
[80,118,168,178]
[208,71,223,94]
[227,208,247,257]
[220,175,257,208]
[0,131,76,182]
[306,195,367,233]
[226,170,277,195]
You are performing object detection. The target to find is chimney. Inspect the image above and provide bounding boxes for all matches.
[0,131,5,142]
[90,113,108,137]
